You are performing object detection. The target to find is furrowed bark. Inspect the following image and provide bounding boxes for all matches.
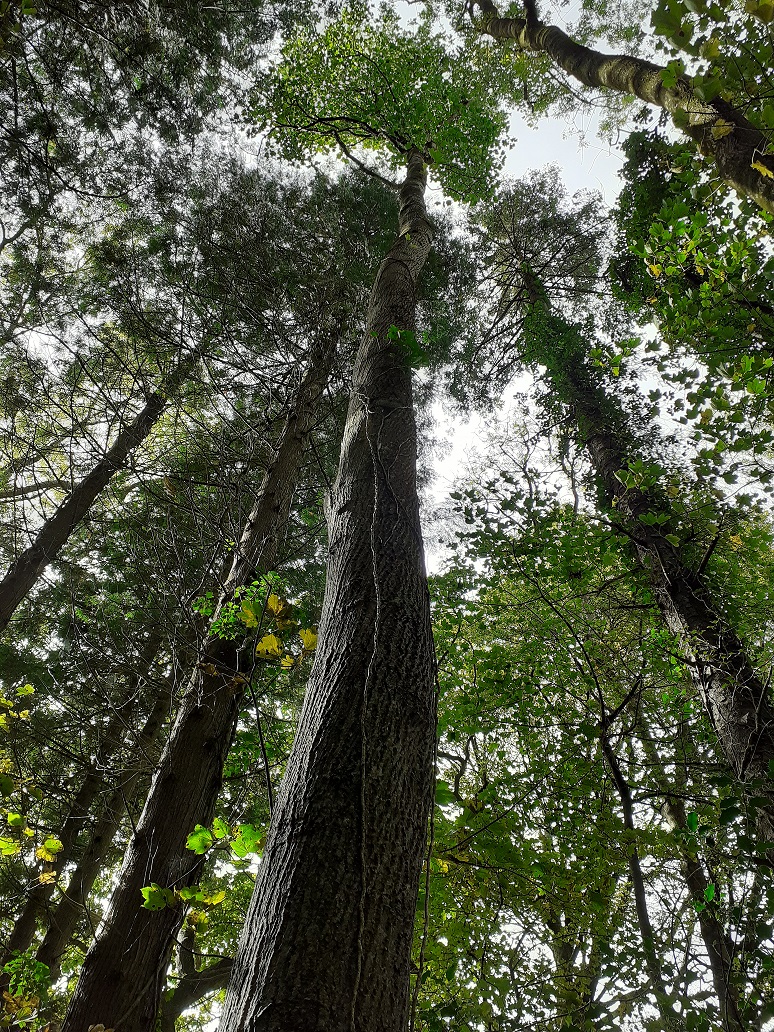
[527,301,774,853]
[35,674,173,982]
[60,334,335,1032]
[471,0,774,214]
[219,150,437,1032]
[0,354,198,633]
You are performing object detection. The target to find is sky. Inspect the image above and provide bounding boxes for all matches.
[403,1,638,570]
[424,103,628,570]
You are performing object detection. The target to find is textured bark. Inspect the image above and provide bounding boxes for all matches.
[35,676,173,981]
[532,315,774,852]
[60,336,335,1032]
[0,634,161,973]
[471,0,774,215]
[220,150,437,1032]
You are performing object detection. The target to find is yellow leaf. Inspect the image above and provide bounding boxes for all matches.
[202,889,226,906]
[751,159,774,179]
[299,628,318,651]
[266,593,283,615]
[648,263,662,277]
[38,870,57,884]
[280,654,295,669]
[255,634,283,660]
[748,323,756,332]
[239,601,259,627]
[711,118,735,139]
[729,533,743,550]
[35,846,55,862]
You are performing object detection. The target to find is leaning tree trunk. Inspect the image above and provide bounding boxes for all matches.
[526,303,774,853]
[599,732,685,1030]
[639,732,751,1032]
[36,673,173,982]
[470,0,774,215]
[0,632,162,974]
[0,354,199,633]
[60,332,336,1032]
[219,149,437,1032]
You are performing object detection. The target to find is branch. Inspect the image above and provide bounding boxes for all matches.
[158,957,234,1032]
[331,130,400,190]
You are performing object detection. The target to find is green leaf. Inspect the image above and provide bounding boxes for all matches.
[140,883,176,910]
[212,817,230,839]
[0,774,14,797]
[0,837,20,856]
[231,823,262,858]
[686,811,699,833]
[186,825,214,854]
[704,883,716,902]
[178,885,205,902]
[435,783,456,806]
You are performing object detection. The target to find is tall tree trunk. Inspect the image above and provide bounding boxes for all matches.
[36,675,173,982]
[470,0,774,214]
[0,355,198,633]
[219,149,437,1032]
[637,724,755,1032]
[599,732,685,1030]
[525,302,774,853]
[60,330,336,1032]
[0,632,161,972]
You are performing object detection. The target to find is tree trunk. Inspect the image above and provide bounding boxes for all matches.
[583,419,774,850]
[0,350,200,633]
[59,332,336,1032]
[599,733,685,1030]
[159,924,233,1032]
[663,796,751,1032]
[528,307,774,853]
[0,633,162,972]
[471,0,774,215]
[36,674,173,981]
[219,149,437,1032]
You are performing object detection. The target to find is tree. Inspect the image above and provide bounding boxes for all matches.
[60,328,336,1032]
[3,2,774,1029]
[468,0,774,213]
[473,175,774,854]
